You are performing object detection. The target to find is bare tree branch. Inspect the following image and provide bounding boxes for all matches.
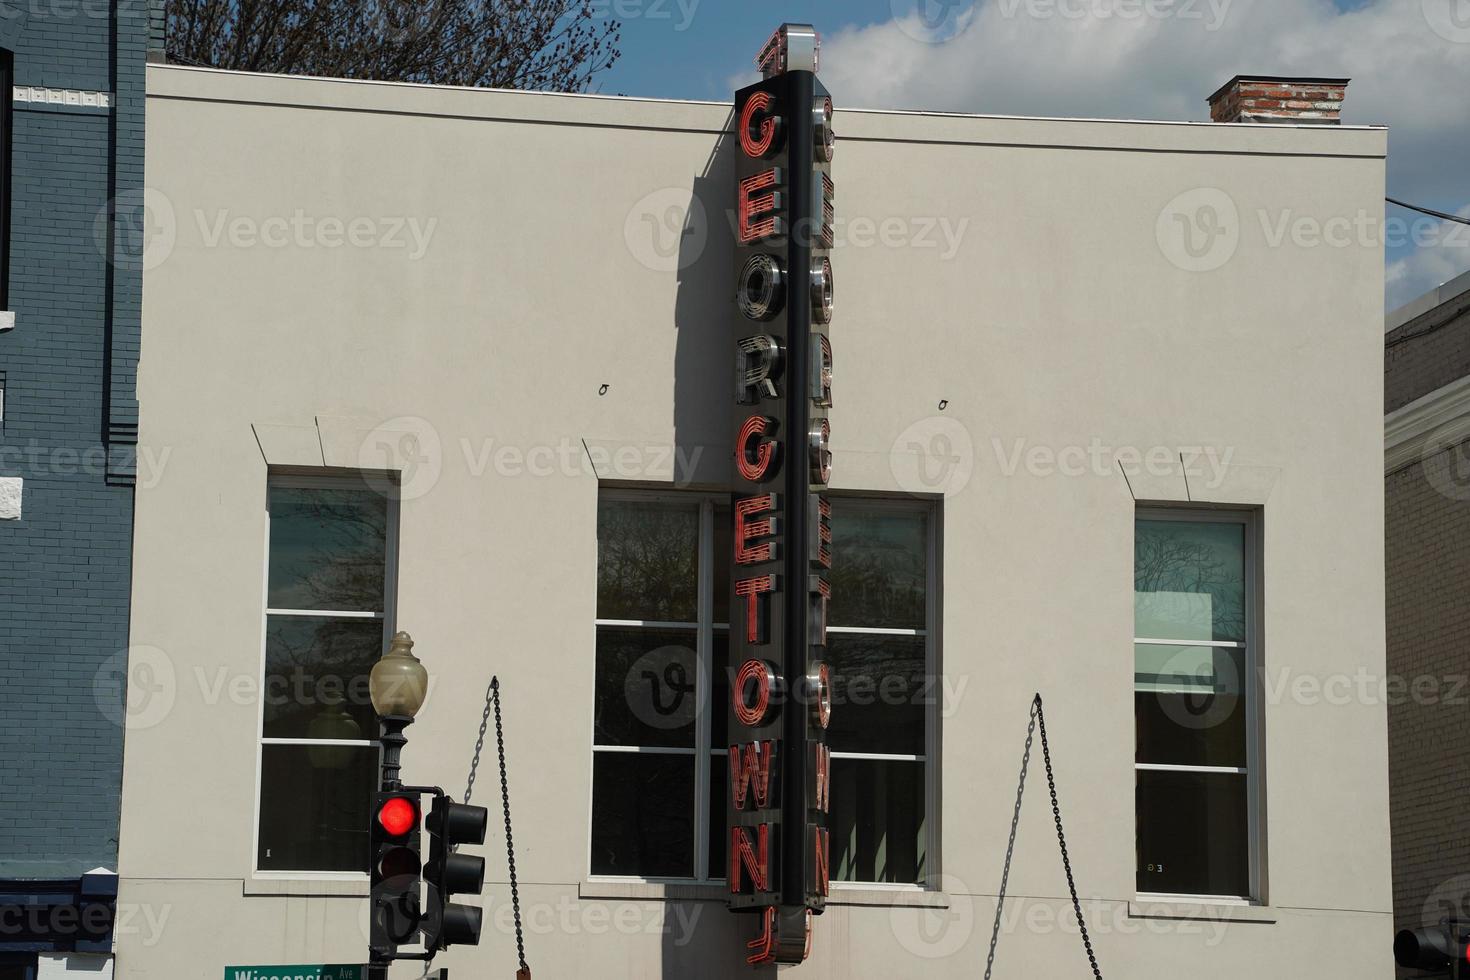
[166,0,622,93]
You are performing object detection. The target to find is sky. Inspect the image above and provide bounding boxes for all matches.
[590,0,1470,310]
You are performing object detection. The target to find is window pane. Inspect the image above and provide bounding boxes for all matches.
[263,616,383,740]
[597,499,699,622]
[590,753,694,878]
[1135,645,1246,769]
[258,743,377,872]
[828,506,927,630]
[267,486,387,612]
[712,630,729,745]
[595,627,698,749]
[1134,520,1245,643]
[709,753,727,881]
[826,634,926,757]
[1136,769,1249,897]
[830,758,925,884]
[713,503,730,626]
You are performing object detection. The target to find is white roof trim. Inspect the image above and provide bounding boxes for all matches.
[144,63,1385,131]
[1386,268,1470,334]
[1386,374,1470,474]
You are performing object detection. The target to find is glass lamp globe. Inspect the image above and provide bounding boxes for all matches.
[370,631,429,719]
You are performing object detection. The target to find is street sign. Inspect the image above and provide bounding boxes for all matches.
[223,966,365,980]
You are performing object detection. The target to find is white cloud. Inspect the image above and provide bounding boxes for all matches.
[803,0,1470,308]
[1386,203,1470,309]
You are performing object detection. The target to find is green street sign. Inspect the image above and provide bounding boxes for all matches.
[223,967,365,980]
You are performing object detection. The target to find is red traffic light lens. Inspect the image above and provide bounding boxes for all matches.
[377,796,418,837]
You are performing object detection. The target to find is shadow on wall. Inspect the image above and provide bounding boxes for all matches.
[661,898,784,979]
[670,121,736,490]
[664,120,782,976]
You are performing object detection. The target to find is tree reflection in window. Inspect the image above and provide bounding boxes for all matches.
[828,508,927,630]
[267,487,388,613]
[257,483,392,874]
[596,500,699,623]
[1134,520,1245,643]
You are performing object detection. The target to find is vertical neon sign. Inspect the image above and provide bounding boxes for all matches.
[728,22,835,967]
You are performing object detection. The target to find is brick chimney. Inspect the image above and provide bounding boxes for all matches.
[1208,75,1349,125]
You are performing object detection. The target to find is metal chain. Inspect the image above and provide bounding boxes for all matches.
[984,694,1103,980]
[461,677,528,974]
[1035,694,1104,980]
[463,681,493,807]
[491,677,528,973]
[983,697,1036,980]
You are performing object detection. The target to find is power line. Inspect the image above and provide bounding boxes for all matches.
[1382,198,1470,349]
[1387,197,1470,226]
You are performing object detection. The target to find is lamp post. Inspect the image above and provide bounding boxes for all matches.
[367,631,430,980]
[370,631,429,791]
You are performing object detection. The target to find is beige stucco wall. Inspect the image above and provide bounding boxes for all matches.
[118,64,1390,978]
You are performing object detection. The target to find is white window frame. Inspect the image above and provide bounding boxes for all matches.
[588,488,717,885]
[824,494,940,893]
[587,489,940,891]
[250,474,399,881]
[1134,507,1261,906]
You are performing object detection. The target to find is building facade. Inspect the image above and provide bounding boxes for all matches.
[1384,269,1470,947]
[115,56,1390,978]
[0,2,155,975]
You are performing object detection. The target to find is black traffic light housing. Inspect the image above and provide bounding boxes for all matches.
[422,793,489,951]
[1396,920,1470,976]
[369,792,423,957]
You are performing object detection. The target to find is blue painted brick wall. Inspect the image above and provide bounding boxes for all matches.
[0,1,149,879]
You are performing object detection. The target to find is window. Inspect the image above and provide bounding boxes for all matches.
[254,479,396,874]
[590,490,936,885]
[1134,510,1258,900]
[591,493,710,880]
[825,501,933,884]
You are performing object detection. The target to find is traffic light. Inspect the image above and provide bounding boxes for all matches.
[422,793,488,951]
[369,792,423,957]
[1395,921,1470,976]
